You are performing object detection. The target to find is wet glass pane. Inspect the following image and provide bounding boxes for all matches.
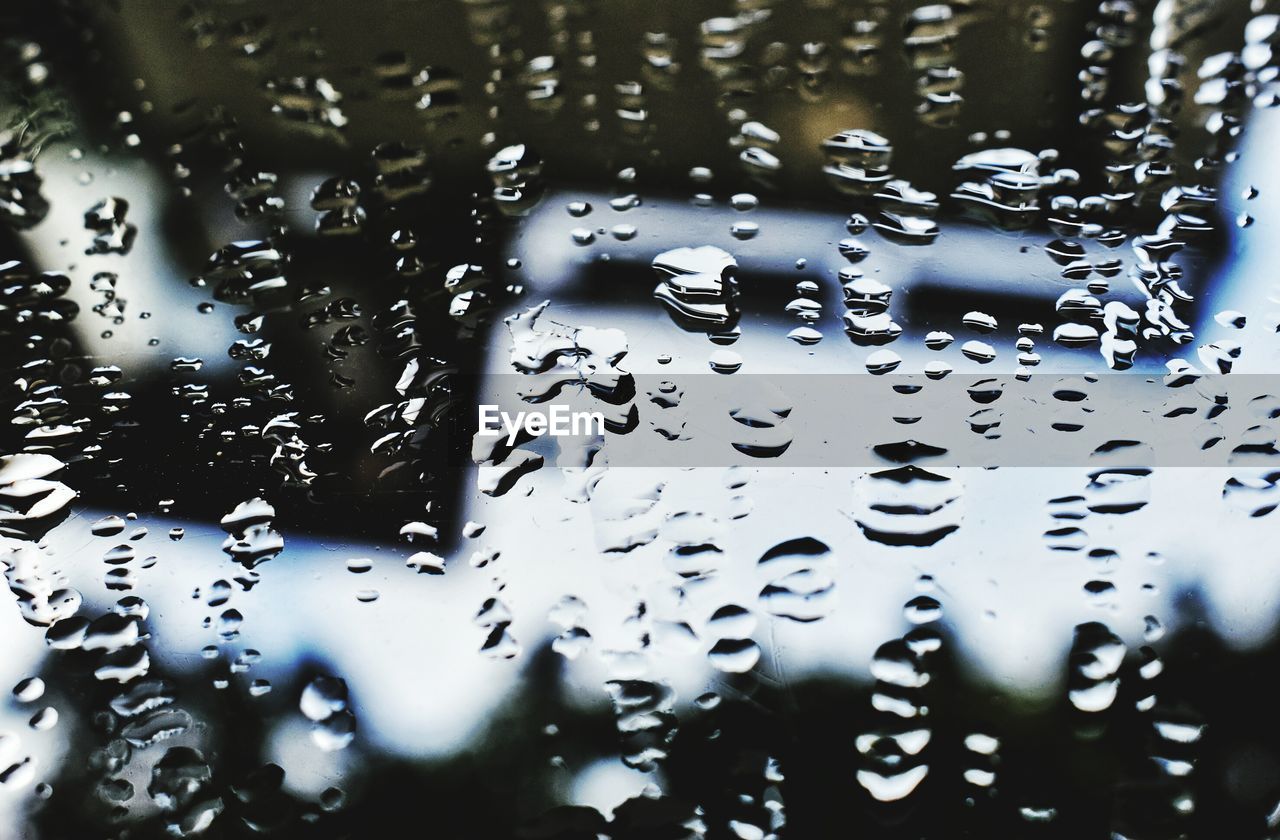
[2,0,1280,837]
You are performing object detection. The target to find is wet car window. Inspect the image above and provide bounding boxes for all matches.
[3,0,1280,837]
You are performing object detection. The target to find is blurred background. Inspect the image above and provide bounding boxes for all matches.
[3,0,1280,838]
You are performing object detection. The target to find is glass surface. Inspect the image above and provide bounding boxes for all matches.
[3,0,1280,836]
